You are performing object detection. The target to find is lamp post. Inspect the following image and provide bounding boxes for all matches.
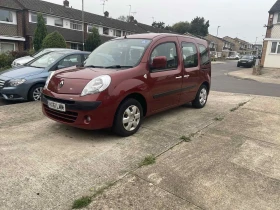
[217,26,221,37]
[82,0,84,51]
[255,37,258,45]
[128,5,131,17]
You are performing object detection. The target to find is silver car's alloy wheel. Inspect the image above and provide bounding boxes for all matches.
[122,105,141,131]
[33,87,43,101]
[199,88,207,105]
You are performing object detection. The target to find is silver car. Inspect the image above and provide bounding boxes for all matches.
[11,48,73,67]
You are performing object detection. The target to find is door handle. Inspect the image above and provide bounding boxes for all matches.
[176,76,182,79]
[184,75,190,78]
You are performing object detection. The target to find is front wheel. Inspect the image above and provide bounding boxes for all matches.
[113,98,143,137]
[192,85,208,109]
[28,84,44,101]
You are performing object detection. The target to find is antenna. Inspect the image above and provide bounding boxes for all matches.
[151,17,155,22]
[128,5,131,17]
[100,0,108,14]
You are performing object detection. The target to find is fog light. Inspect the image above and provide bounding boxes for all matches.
[84,115,91,124]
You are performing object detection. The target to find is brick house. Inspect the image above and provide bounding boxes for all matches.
[0,0,172,52]
[205,34,235,57]
[0,0,25,53]
[261,0,280,68]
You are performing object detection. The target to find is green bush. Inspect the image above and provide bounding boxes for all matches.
[0,51,30,70]
[33,13,48,51]
[85,27,101,52]
[42,31,66,48]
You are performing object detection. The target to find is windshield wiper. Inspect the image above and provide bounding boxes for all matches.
[105,65,133,69]
[84,65,104,68]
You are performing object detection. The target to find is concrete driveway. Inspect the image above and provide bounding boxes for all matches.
[0,91,279,210]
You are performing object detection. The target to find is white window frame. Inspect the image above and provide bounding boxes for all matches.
[87,25,98,33]
[30,13,47,24]
[0,42,15,53]
[70,21,83,31]
[0,9,16,25]
[270,42,280,54]
[103,27,109,35]
[54,18,63,27]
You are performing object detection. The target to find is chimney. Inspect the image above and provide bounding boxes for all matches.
[63,0,69,7]
[104,11,109,18]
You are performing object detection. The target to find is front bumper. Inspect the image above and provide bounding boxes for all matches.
[0,86,27,101]
[41,94,115,130]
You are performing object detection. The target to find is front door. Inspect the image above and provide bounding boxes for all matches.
[147,38,183,112]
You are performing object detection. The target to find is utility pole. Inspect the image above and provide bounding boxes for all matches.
[128,5,131,17]
[217,26,221,37]
[151,17,155,23]
[255,37,258,44]
[101,0,107,14]
[82,0,84,51]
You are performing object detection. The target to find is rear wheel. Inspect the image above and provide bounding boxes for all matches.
[113,98,143,137]
[237,63,240,67]
[28,84,44,101]
[192,85,208,109]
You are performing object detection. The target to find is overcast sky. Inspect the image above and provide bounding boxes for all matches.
[45,0,276,44]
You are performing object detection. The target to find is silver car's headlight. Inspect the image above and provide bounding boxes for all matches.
[8,79,26,86]
[44,71,55,89]
[81,75,111,96]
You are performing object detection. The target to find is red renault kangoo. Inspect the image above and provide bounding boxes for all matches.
[41,33,211,136]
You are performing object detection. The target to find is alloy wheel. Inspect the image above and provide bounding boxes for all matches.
[122,105,141,131]
[33,87,43,101]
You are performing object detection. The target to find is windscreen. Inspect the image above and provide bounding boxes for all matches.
[84,39,152,68]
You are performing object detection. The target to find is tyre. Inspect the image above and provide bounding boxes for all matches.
[192,85,208,109]
[28,84,44,101]
[237,63,240,67]
[113,98,143,137]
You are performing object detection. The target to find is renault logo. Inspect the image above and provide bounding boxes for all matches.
[59,80,64,88]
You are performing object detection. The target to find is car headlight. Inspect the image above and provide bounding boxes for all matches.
[8,79,26,86]
[44,71,55,89]
[81,75,111,96]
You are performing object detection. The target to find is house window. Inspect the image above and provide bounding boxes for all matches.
[103,27,109,35]
[88,25,97,32]
[70,21,82,31]
[0,9,13,23]
[271,42,278,53]
[54,18,63,27]
[0,42,15,53]
[116,30,121,37]
[31,13,47,24]
[70,43,83,50]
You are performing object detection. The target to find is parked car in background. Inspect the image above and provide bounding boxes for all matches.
[0,50,90,101]
[41,33,211,137]
[226,54,240,60]
[237,55,256,67]
[11,48,72,67]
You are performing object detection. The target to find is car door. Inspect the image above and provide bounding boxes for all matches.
[56,54,83,70]
[148,37,183,112]
[179,40,201,103]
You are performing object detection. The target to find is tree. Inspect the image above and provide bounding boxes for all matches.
[85,27,101,52]
[117,15,128,22]
[152,21,165,29]
[33,13,47,51]
[165,25,173,31]
[172,21,190,34]
[42,31,66,48]
[189,17,210,36]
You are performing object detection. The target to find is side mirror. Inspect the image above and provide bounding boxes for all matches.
[151,56,167,70]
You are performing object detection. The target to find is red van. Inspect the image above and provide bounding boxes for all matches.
[41,33,211,136]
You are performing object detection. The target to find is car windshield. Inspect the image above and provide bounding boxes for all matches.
[242,55,253,59]
[32,49,50,58]
[84,39,152,69]
[28,52,64,68]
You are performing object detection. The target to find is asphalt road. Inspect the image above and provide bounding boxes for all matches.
[0,61,279,106]
[211,61,280,97]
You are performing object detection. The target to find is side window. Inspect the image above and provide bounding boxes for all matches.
[57,54,82,69]
[84,54,89,60]
[150,42,178,70]
[198,44,210,65]
[182,42,198,68]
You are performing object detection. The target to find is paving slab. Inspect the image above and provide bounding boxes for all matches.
[87,174,201,210]
[135,130,280,210]
[214,108,280,146]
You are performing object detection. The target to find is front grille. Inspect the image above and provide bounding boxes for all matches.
[0,79,5,88]
[43,104,78,123]
[43,94,75,104]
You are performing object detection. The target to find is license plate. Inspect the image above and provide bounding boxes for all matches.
[48,100,66,112]
[242,62,246,63]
